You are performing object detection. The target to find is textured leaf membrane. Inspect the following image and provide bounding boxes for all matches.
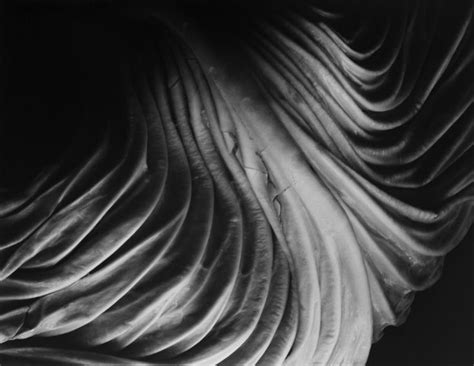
[0,1,473,364]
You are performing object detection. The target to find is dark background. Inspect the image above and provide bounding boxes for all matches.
[367,225,473,366]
